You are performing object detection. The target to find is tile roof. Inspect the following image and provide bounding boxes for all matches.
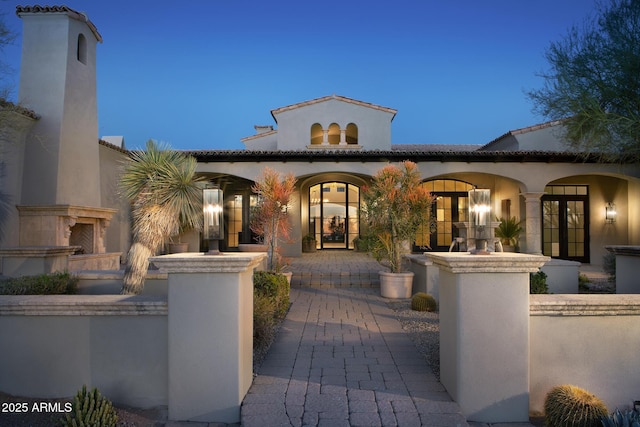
[480,119,563,150]
[270,95,397,121]
[0,99,39,120]
[393,144,482,152]
[16,5,102,43]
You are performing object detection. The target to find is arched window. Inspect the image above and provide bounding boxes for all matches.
[77,33,87,64]
[346,123,358,144]
[310,123,323,145]
[328,123,340,145]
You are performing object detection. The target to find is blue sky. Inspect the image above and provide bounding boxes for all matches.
[1,1,598,150]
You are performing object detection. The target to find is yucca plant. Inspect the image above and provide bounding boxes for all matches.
[495,216,523,247]
[120,140,206,294]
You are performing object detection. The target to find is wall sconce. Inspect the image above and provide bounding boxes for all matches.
[203,186,224,254]
[469,188,491,254]
[605,202,617,224]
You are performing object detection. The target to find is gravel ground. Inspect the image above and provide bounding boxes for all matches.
[387,299,441,379]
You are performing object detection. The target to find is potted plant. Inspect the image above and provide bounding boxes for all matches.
[302,233,317,252]
[250,167,297,276]
[120,140,205,294]
[361,161,436,298]
[495,216,523,252]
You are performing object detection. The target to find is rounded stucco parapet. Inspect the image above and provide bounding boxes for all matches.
[149,252,267,273]
[424,252,550,274]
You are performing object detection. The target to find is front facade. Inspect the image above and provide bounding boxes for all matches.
[1,6,639,270]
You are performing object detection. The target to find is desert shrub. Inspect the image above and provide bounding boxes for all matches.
[603,251,616,281]
[602,408,640,427]
[0,272,78,295]
[544,384,608,427]
[58,385,117,427]
[411,292,437,312]
[578,273,590,291]
[253,271,290,319]
[530,271,549,294]
[253,293,276,350]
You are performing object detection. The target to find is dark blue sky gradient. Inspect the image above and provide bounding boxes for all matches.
[1,1,598,150]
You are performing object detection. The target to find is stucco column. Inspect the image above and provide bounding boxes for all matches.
[522,192,545,255]
[425,252,549,423]
[339,128,347,145]
[149,252,266,423]
[322,129,329,145]
[605,245,640,293]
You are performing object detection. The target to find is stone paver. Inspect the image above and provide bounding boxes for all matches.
[241,282,467,426]
[242,251,537,426]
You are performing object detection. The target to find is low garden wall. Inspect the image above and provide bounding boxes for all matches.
[0,295,168,408]
[530,294,640,414]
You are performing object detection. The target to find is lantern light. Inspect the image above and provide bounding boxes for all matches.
[203,186,224,255]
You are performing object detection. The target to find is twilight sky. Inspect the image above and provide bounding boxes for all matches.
[1,1,598,150]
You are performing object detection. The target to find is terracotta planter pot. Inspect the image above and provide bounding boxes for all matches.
[379,271,414,299]
[169,243,189,253]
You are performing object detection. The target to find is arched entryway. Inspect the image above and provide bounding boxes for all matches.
[309,182,359,249]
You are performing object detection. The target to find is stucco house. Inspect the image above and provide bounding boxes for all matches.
[1,5,639,273]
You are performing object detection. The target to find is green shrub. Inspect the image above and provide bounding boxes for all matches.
[253,293,276,350]
[544,384,608,427]
[253,271,290,319]
[0,272,78,295]
[602,408,640,427]
[411,292,437,312]
[58,385,117,427]
[578,273,590,291]
[530,271,549,294]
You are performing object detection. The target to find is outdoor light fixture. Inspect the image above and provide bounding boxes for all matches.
[203,186,224,255]
[469,188,491,254]
[605,202,617,224]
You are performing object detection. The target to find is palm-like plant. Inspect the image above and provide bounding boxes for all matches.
[120,140,205,294]
[495,216,523,247]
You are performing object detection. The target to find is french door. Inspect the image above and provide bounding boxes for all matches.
[542,186,590,263]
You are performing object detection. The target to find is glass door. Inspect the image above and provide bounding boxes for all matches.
[542,185,590,263]
[309,182,359,249]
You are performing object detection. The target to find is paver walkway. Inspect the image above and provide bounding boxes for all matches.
[241,284,468,427]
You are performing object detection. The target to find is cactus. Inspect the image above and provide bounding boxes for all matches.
[59,385,117,427]
[543,384,608,427]
[411,292,437,312]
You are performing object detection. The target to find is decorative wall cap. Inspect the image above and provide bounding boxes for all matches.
[16,5,103,43]
[0,246,81,257]
[605,245,640,256]
[0,295,167,316]
[425,252,550,273]
[531,294,640,316]
[149,252,267,273]
[306,144,362,150]
[16,205,117,219]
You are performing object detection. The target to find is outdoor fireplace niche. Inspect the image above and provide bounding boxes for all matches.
[16,205,121,270]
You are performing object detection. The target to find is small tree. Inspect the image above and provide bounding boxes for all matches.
[361,161,436,273]
[527,0,640,161]
[120,140,205,294]
[250,167,297,272]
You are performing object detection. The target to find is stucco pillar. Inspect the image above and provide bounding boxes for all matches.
[322,129,329,145]
[605,245,640,293]
[149,252,266,423]
[522,192,545,255]
[339,128,347,145]
[425,252,549,423]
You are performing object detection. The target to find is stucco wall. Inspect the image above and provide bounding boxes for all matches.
[530,294,640,414]
[0,295,168,408]
[273,98,394,151]
[99,143,130,257]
